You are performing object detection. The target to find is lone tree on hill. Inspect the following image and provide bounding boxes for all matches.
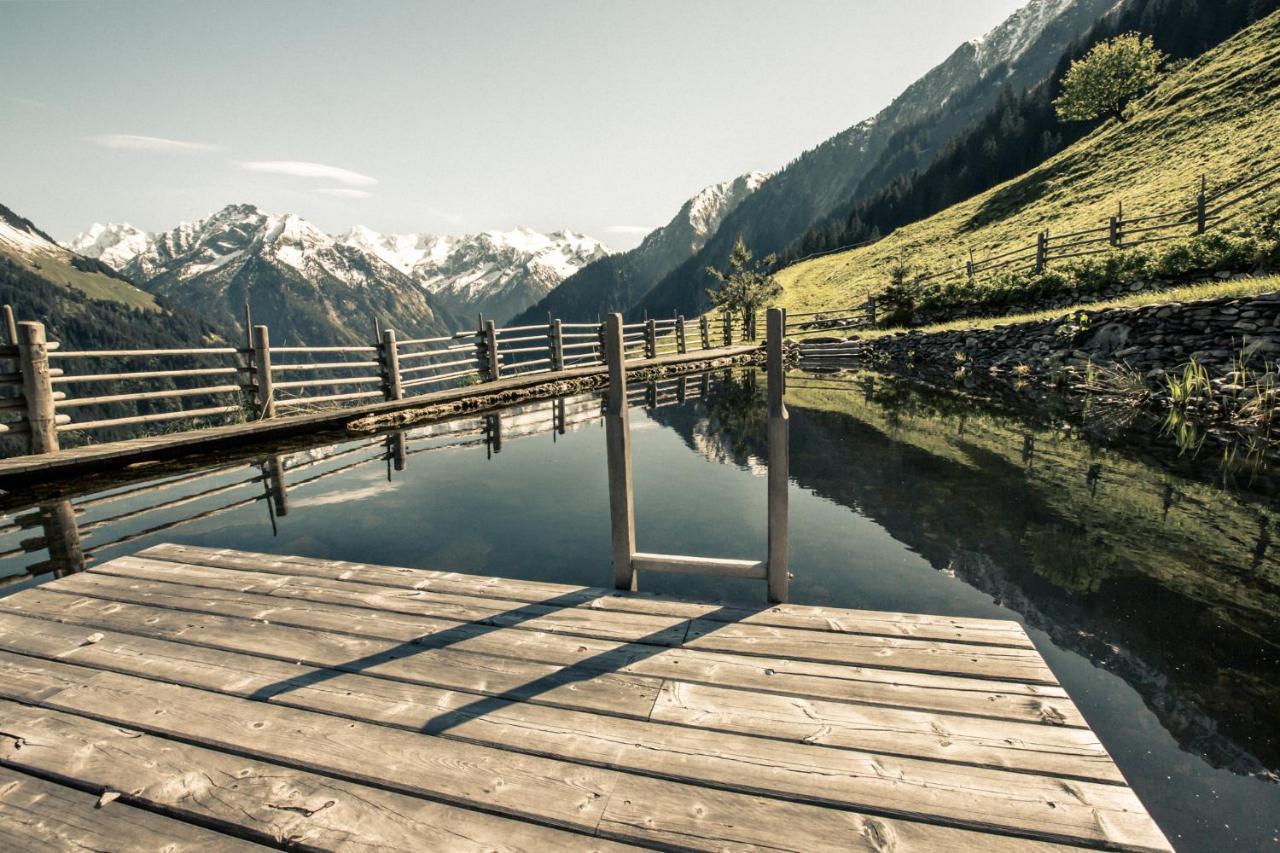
[706,238,781,327]
[1054,33,1166,124]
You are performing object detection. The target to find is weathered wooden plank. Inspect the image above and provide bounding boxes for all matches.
[0,586,661,720]
[0,765,267,852]
[596,775,1092,852]
[0,613,1120,798]
[684,619,1058,684]
[142,543,1035,648]
[0,647,1165,849]
[0,700,635,852]
[650,680,1120,782]
[95,555,692,646]
[5,581,1085,727]
[0,651,619,834]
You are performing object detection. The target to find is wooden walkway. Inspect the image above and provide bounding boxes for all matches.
[0,345,757,491]
[0,544,1170,851]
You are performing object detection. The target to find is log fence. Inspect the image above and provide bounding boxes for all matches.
[0,301,752,458]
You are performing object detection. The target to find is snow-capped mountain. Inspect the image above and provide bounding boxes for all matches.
[336,226,609,323]
[64,222,153,270]
[512,171,769,324]
[109,204,455,346]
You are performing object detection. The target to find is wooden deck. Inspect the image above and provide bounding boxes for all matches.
[0,345,757,492]
[0,544,1170,851]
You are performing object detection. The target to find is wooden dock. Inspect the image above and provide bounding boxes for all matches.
[0,543,1170,851]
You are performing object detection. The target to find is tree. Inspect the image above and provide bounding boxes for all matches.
[1054,33,1166,123]
[705,238,781,327]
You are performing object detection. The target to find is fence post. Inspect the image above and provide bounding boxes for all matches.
[965,248,975,282]
[381,328,403,401]
[723,312,733,347]
[699,315,710,350]
[603,313,636,591]
[3,305,16,345]
[17,322,59,455]
[1034,231,1048,273]
[1109,215,1119,247]
[266,454,289,516]
[549,318,564,371]
[482,319,501,381]
[676,315,687,354]
[766,307,789,604]
[866,297,877,327]
[1196,175,1208,234]
[39,499,84,576]
[252,324,275,419]
[644,318,657,360]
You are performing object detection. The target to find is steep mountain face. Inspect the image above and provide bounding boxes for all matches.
[65,222,153,271]
[633,0,1122,317]
[512,171,768,324]
[0,201,225,353]
[337,226,608,323]
[117,204,457,346]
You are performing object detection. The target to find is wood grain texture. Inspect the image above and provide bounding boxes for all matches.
[141,542,1035,648]
[0,765,267,852]
[0,701,635,852]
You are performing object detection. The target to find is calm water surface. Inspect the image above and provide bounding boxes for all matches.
[3,369,1277,851]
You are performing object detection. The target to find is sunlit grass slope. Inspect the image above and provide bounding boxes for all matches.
[776,10,1280,314]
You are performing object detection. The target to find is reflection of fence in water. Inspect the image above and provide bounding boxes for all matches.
[0,379,718,590]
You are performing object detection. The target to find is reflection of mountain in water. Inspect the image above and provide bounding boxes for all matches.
[651,371,1280,779]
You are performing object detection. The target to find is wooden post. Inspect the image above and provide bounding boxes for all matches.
[1034,231,1048,273]
[1196,175,1208,234]
[766,307,789,604]
[482,319,501,381]
[39,499,84,577]
[549,318,564,371]
[965,248,975,282]
[644,318,657,360]
[388,431,408,471]
[747,310,757,342]
[266,454,289,516]
[722,312,733,347]
[699,315,710,350]
[3,305,17,345]
[1114,202,1124,247]
[17,322,59,455]
[379,329,403,401]
[603,313,636,591]
[675,315,687,354]
[252,325,275,419]
[1109,215,1119,247]
[866,297,877,327]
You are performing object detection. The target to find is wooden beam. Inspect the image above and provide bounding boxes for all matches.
[767,306,789,604]
[632,552,766,579]
[603,314,636,591]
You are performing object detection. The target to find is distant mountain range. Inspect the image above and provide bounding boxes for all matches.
[513,171,768,325]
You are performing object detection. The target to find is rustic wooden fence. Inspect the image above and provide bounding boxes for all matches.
[0,303,758,458]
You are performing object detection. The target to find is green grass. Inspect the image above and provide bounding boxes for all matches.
[776,10,1280,316]
[856,274,1280,338]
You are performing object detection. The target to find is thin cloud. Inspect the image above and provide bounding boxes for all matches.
[606,225,657,235]
[236,160,377,186]
[91,133,224,153]
[315,188,373,199]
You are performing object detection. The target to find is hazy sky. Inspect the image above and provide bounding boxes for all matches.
[2,0,1027,249]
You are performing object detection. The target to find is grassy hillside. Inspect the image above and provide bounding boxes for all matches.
[776,10,1280,315]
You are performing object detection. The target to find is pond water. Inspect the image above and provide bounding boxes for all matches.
[2,368,1277,851]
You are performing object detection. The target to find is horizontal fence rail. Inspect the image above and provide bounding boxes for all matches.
[0,300,758,457]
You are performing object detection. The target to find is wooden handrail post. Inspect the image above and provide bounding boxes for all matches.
[549,318,564,371]
[381,329,403,401]
[603,313,636,591]
[252,325,275,418]
[39,499,83,576]
[766,307,789,604]
[699,315,710,350]
[18,322,59,454]
[266,454,289,516]
[482,319,501,381]
[676,315,687,354]
[3,305,17,345]
[644,318,657,360]
[388,431,408,472]
[1034,231,1048,273]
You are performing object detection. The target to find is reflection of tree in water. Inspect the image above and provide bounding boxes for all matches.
[702,370,767,462]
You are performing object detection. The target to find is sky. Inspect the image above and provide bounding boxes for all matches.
[2,0,1028,249]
